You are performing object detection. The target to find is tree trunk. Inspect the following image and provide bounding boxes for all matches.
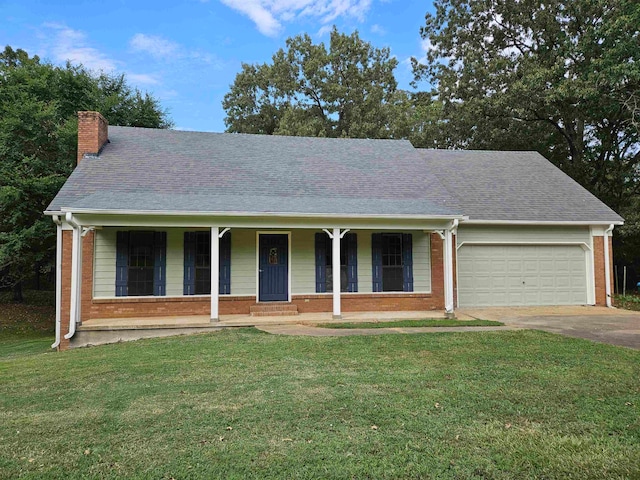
[13,281,23,303]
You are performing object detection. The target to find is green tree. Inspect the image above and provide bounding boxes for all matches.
[0,46,172,301]
[413,0,640,284]
[223,27,413,139]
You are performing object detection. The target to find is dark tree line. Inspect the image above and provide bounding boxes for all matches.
[0,46,172,301]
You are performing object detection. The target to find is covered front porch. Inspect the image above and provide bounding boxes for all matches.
[54,211,461,349]
[71,310,452,347]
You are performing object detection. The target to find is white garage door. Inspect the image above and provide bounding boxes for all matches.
[458,245,588,307]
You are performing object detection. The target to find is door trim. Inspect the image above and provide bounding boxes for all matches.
[256,231,291,302]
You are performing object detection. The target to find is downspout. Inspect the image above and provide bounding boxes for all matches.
[64,212,81,340]
[444,219,459,316]
[604,224,614,307]
[51,216,62,349]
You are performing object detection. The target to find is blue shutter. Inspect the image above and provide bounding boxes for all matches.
[153,232,167,296]
[346,233,358,292]
[371,233,383,292]
[115,231,129,297]
[315,232,327,293]
[219,232,231,295]
[183,232,196,295]
[402,233,413,292]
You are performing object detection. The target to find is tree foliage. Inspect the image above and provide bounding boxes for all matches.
[413,0,640,206]
[413,0,640,276]
[223,27,422,140]
[0,46,172,298]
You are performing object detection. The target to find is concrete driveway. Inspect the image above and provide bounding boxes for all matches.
[458,306,640,349]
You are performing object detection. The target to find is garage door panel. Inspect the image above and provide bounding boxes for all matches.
[458,244,587,307]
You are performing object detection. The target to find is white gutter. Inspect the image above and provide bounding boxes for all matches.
[604,224,614,307]
[463,219,624,226]
[64,212,81,340]
[51,216,62,349]
[444,219,458,315]
[45,208,468,221]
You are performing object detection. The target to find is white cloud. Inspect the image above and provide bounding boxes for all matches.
[370,23,385,35]
[129,33,223,69]
[130,33,180,60]
[127,72,161,85]
[42,23,117,71]
[219,0,373,37]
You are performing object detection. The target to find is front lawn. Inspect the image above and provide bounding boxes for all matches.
[1,328,639,479]
[317,319,503,329]
[0,290,54,359]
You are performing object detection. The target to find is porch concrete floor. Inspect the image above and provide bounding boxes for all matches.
[79,310,448,331]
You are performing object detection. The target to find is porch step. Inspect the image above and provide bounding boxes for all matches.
[250,302,299,317]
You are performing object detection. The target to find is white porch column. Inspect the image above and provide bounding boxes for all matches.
[443,227,455,317]
[64,222,83,339]
[332,227,341,319]
[211,226,220,321]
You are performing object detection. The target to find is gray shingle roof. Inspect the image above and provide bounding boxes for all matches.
[419,149,623,223]
[47,126,622,223]
[47,127,461,217]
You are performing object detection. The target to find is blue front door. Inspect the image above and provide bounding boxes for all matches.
[259,234,288,301]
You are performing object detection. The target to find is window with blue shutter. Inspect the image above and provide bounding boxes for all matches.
[219,233,231,295]
[371,233,383,292]
[115,231,129,296]
[315,233,328,293]
[183,232,196,295]
[315,232,357,293]
[372,233,413,292]
[402,233,413,292]
[153,232,167,296]
[115,231,166,297]
[183,231,232,295]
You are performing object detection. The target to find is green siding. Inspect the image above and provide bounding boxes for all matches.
[93,229,117,298]
[230,229,256,296]
[165,230,183,296]
[291,230,315,295]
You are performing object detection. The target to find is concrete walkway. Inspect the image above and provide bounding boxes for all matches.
[459,306,640,350]
[256,324,520,336]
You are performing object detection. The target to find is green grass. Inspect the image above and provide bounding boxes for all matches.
[317,318,503,329]
[0,290,54,359]
[615,294,640,311]
[1,328,639,479]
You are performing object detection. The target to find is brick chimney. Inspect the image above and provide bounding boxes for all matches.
[77,111,108,164]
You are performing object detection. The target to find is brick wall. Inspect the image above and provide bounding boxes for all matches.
[593,235,614,306]
[77,111,108,164]
[59,231,73,351]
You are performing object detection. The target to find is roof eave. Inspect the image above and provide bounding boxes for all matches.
[44,208,467,221]
[462,219,624,226]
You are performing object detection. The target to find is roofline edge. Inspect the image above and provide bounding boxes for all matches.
[463,219,624,226]
[44,208,468,221]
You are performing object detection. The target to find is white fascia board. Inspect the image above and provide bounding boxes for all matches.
[462,219,624,226]
[47,208,467,221]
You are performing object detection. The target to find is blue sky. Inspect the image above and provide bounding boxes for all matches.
[2,1,434,132]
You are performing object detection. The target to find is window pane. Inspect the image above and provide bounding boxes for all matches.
[382,234,404,291]
[195,267,211,295]
[128,232,155,296]
[195,232,211,294]
[326,266,348,292]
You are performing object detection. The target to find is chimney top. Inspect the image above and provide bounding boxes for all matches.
[77,111,108,165]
